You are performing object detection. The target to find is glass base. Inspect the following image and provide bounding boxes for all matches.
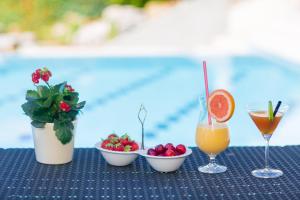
[252,168,283,178]
[198,163,227,174]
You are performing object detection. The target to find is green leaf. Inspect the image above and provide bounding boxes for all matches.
[31,120,46,128]
[76,101,86,109]
[124,145,131,152]
[37,86,50,98]
[43,94,58,108]
[32,108,53,122]
[53,82,66,93]
[63,92,79,104]
[25,90,40,101]
[21,101,40,117]
[54,120,74,144]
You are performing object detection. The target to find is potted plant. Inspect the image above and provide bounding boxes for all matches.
[21,68,86,164]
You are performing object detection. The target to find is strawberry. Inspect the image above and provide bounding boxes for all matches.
[101,139,110,148]
[124,145,132,152]
[108,134,118,139]
[103,142,114,150]
[120,138,130,146]
[114,143,125,151]
[130,142,139,151]
[109,137,120,144]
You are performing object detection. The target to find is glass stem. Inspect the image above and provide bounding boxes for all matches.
[209,155,216,166]
[265,137,270,169]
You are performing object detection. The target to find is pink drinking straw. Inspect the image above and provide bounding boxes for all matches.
[203,61,212,125]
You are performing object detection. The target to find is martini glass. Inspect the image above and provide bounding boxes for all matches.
[247,102,288,178]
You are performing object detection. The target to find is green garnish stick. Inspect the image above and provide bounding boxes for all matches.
[268,101,274,121]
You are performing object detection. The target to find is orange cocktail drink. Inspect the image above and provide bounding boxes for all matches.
[249,111,283,135]
[196,123,229,155]
[247,101,288,178]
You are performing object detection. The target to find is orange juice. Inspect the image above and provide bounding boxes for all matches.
[249,111,283,135]
[195,123,230,155]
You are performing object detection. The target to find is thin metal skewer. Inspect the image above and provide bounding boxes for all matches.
[138,104,147,150]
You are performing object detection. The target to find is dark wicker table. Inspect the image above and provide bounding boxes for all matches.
[0,146,300,200]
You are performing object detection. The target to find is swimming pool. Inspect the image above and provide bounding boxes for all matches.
[0,55,299,148]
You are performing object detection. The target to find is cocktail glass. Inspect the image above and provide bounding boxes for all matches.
[195,97,230,173]
[247,103,288,178]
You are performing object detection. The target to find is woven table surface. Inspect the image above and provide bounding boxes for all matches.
[0,146,300,200]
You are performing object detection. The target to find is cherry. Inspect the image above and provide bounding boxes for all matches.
[176,144,186,155]
[165,143,175,151]
[155,144,165,154]
[147,148,157,156]
[165,149,176,157]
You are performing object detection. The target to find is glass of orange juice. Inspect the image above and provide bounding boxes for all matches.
[195,122,230,173]
[195,92,233,174]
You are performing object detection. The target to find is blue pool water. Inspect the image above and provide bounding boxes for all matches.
[0,55,299,148]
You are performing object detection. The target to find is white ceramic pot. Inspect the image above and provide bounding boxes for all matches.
[32,122,76,165]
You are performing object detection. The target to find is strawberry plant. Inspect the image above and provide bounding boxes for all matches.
[21,68,86,144]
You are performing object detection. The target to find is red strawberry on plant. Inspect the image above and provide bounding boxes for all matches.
[41,73,50,82]
[59,101,71,112]
[176,144,186,155]
[23,68,86,145]
[32,72,40,84]
[40,68,52,82]
[35,69,41,77]
[65,84,75,92]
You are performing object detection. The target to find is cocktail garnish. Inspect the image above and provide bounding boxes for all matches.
[273,101,282,117]
[207,89,235,122]
[268,101,274,121]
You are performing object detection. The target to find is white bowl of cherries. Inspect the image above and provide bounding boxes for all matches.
[95,133,139,166]
[140,143,192,173]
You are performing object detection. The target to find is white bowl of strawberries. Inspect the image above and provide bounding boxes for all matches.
[95,133,139,166]
[140,143,192,173]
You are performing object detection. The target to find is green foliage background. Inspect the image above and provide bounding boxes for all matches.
[0,0,169,41]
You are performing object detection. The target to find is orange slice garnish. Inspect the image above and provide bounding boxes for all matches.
[208,89,235,122]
